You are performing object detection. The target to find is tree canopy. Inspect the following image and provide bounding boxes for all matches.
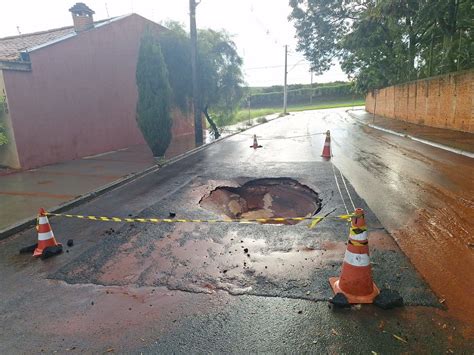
[159,21,245,130]
[289,0,473,92]
[0,96,9,146]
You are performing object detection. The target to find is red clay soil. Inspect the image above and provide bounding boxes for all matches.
[200,178,321,224]
[393,184,474,337]
[363,112,474,154]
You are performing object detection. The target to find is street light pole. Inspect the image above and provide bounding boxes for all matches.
[283,45,288,115]
[190,0,203,146]
[247,96,251,126]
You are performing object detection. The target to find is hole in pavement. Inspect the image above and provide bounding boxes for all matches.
[200,178,321,224]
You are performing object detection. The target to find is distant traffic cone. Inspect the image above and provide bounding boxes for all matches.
[250,134,262,149]
[33,208,62,257]
[329,208,379,303]
[321,130,331,159]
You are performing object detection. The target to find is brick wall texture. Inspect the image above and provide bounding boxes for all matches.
[365,70,474,133]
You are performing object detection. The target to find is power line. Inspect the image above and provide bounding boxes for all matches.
[288,59,307,72]
[249,4,282,46]
[247,87,330,97]
[245,62,308,71]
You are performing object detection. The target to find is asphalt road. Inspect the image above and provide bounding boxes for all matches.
[0,108,472,353]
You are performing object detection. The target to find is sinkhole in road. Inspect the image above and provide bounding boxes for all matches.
[200,178,321,224]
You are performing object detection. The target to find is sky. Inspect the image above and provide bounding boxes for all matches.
[0,0,348,87]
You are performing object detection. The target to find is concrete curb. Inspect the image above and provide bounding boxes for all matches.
[0,164,159,240]
[346,110,474,159]
[0,114,279,240]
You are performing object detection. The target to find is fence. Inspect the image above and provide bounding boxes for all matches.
[365,70,473,133]
[248,84,360,108]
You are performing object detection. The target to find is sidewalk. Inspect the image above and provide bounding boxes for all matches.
[0,113,282,237]
[0,145,155,233]
[347,109,474,156]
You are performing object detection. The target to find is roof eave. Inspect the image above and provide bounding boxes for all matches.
[26,14,133,55]
[0,60,32,72]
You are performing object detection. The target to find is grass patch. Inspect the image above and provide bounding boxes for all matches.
[233,108,281,124]
[233,99,365,125]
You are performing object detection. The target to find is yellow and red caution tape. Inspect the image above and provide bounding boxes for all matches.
[45,212,353,228]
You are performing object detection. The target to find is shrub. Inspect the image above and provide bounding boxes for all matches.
[136,29,172,157]
[0,98,8,146]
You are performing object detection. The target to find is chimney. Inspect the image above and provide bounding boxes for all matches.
[69,3,95,33]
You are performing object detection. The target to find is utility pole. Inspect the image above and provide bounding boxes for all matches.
[247,96,251,126]
[283,45,288,114]
[373,90,377,124]
[310,70,313,105]
[190,0,203,146]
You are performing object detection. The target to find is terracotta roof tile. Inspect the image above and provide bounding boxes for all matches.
[0,27,75,61]
[0,18,114,61]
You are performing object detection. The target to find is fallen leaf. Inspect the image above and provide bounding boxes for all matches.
[331,329,339,336]
[378,320,385,330]
[392,334,407,343]
[106,348,115,353]
[371,351,378,355]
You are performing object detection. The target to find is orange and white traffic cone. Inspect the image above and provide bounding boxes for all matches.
[329,208,379,303]
[321,130,331,159]
[250,134,262,149]
[33,208,62,257]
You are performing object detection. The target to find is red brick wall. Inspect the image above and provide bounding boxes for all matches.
[365,70,474,133]
[3,14,195,169]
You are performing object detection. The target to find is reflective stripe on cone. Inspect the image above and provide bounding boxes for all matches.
[33,208,62,257]
[321,130,331,158]
[329,208,379,303]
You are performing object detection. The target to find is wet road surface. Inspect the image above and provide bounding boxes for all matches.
[320,110,474,326]
[0,108,473,353]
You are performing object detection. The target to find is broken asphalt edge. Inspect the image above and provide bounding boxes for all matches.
[0,113,281,241]
[346,110,474,159]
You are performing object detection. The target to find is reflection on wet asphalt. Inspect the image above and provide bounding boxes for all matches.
[1,108,473,353]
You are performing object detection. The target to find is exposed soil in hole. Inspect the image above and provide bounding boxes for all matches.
[200,178,321,224]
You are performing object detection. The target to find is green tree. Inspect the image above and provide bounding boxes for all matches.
[416,0,473,76]
[0,97,8,146]
[136,29,172,157]
[197,29,244,129]
[159,21,192,112]
[159,22,244,135]
[289,0,473,93]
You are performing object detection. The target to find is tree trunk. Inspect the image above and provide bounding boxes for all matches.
[406,17,416,81]
[203,105,220,139]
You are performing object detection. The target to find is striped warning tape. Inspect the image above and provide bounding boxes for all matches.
[45,212,353,227]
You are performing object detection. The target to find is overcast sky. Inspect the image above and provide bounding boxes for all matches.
[0,0,348,86]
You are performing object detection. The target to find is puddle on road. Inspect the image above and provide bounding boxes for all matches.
[200,178,321,224]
